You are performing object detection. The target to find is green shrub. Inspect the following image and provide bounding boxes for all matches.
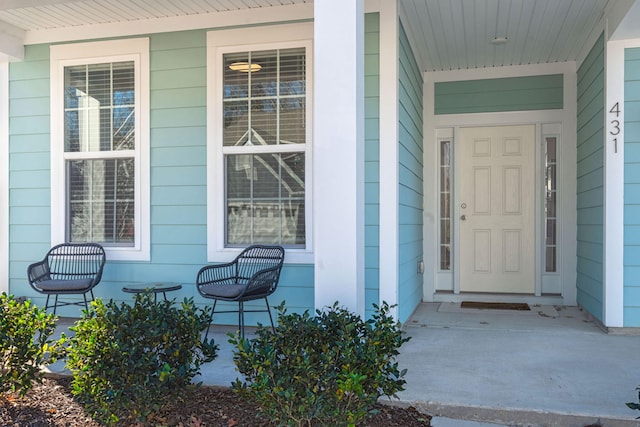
[0,293,65,396]
[627,386,640,418]
[230,301,410,427]
[66,293,218,425]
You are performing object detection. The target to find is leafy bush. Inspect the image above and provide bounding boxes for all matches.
[0,292,65,396]
[627,386,640,418]
[66,293,218,425]
[230,301,410,427]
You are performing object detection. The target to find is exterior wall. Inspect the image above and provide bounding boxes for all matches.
[8,44,50,301]
[624,46,640,325]
[8,17,384,323]
[397,21,423,322]
[364,13,381,319]
[7,31,317,323]
[1,62,10,293]
[434,74,564,114]
[576,34,605,322]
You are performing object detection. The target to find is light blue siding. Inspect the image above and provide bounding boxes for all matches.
[434,74,563,115]
[624,47,640,326]
[7,18,385,325]
[7,30,314,323]
[364,13,381,319]
[8,44,51,298]
[576,33,605,322]
[397,21,424,323]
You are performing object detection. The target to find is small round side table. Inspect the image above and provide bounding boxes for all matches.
[122,282,182,302]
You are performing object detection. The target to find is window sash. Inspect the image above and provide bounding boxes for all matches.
[544,136,558,273]
[66,157,135,245]
[439,139,452,271]
[222,47,307,248]
[63,60,136,246]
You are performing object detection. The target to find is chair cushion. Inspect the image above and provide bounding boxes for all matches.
[36,278,93,291]
[200,283,248,299]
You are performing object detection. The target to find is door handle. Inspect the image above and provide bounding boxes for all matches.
[460,214,466,221]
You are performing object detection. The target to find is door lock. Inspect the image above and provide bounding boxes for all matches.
[460,214,466,221]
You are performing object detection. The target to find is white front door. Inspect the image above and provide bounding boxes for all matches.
[459,125,535,293]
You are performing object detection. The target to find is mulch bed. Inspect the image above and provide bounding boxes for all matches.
[0,376,431,426]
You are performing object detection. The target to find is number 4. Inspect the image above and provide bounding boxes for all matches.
[610,102,620,117]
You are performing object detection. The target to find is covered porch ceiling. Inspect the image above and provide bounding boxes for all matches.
[0,0,638,70]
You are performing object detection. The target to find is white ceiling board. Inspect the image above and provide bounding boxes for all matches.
[400,0,610,71]
[0,0,621,72]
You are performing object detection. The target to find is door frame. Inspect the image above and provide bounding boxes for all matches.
[423,63,578,305]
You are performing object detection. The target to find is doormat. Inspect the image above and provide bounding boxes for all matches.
[461,301,531,311]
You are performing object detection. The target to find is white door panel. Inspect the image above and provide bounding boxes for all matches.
[459,125,535,293]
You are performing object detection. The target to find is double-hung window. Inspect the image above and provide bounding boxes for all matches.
[207,24,313,262]
[50,39,150,261]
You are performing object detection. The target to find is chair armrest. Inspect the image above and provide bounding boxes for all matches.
[242,265,281,297]
[27,259,50,285]
[196,261,239,286]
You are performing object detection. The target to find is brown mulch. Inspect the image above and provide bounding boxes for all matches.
[0,376,431,427]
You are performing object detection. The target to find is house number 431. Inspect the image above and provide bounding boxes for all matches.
[610,102,622,153]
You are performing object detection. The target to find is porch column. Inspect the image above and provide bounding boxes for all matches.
[603,39,627,328]
[313,0,365,316]
[378,0,400,318]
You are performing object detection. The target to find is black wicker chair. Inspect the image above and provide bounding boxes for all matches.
[27,243,106,315]
[196,245,285,338]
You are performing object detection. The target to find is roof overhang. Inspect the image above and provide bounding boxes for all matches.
[0,20,24,61]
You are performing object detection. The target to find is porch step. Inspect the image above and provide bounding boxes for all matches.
[404,401,636,427]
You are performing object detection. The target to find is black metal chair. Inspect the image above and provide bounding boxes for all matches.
[196,245,285,338]
[27,243,106,315]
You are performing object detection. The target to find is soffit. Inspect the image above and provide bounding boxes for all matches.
[401,0,611,72]
[0,0,625,72]
[0,0,311,30]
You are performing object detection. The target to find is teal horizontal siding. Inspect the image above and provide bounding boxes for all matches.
[576,33,604,323]
[364,13,381,320]
[435,74,563,114]
[625,47,640,326]
[7,44,52,293]
[397,20,423,323]
[7,28,315,323]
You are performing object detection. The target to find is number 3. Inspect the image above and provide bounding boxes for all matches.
[611,119,620,136]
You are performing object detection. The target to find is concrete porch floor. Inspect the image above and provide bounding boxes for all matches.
[396,303,640,426]
[48,302,640,427]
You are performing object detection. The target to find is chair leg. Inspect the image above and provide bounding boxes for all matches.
[204,300,216,341]
[82,293,89,312]
[265,297,275,334]
[239,301,245,339]
[52,295,58,316]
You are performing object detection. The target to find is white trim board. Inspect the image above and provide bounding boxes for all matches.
[378,0,400,317]
[604,37,640,327]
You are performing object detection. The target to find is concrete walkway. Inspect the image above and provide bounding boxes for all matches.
[396,303,640,427]
[49,303,640,427]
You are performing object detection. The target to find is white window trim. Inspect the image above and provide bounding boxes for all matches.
[206,23,314,264]
[50,38,150,261]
